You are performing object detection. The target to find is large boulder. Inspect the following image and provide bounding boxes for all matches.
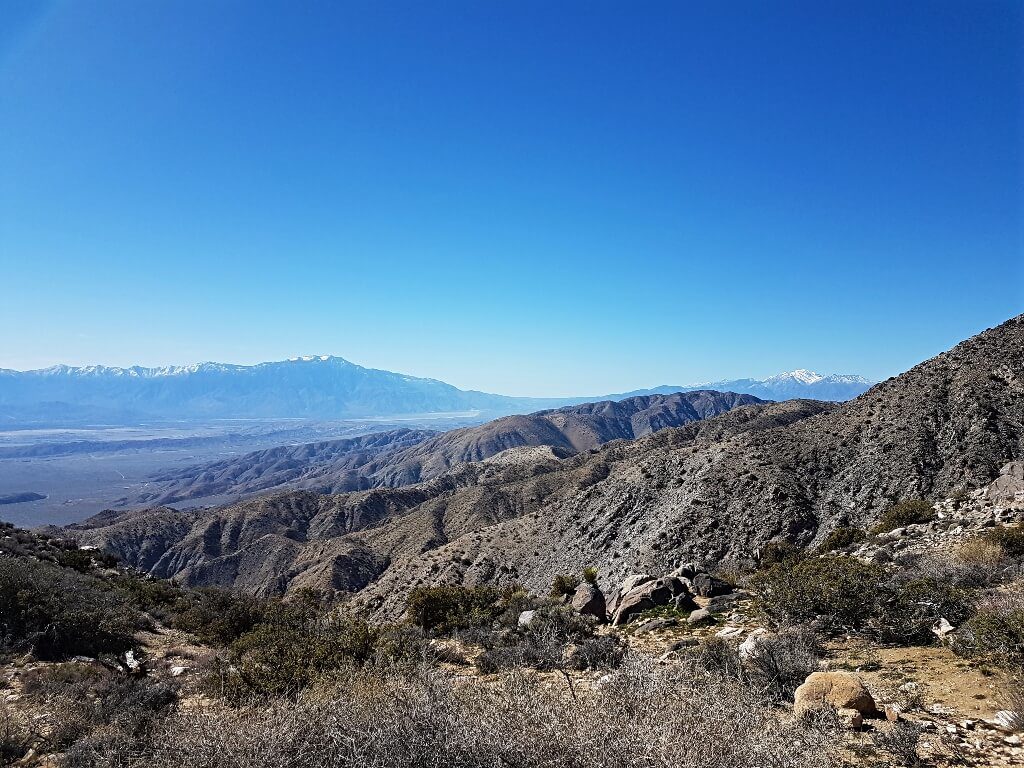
[605,573,653,617]
[989,462,1024,502]
[611,576,697,626]
[794,672,878,721]
[571,583,607,622]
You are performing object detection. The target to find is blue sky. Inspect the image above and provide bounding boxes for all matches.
[1,1,1021,396]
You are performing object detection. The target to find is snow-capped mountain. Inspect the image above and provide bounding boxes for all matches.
[0,357,874,426]
[604,370,873,404]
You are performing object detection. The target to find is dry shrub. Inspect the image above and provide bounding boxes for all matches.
[873,500,935,534]
[953,583,1024,668]
[0,705,31,764]
[954,538,1009,584]
[872,720,924,767]
[134,658,843,768]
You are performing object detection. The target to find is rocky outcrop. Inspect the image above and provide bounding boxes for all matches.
[608,574,698,625]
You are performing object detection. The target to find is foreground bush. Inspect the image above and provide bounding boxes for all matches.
[130,659,843,768]
[872,500,935,533]
[0,557,139,660]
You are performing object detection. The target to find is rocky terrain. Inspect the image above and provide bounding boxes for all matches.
[135,390,761,505]
[59,315,1024,606]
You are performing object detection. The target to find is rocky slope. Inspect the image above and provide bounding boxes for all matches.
[62,316,1024,609]
[134,391,760,504]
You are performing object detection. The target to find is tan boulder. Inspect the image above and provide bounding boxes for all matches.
[794,672,877,721]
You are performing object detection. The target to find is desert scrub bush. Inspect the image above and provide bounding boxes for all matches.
[476,604,622,673]
[872,720,924,767]
[228,614,380,697]
[129,658,844,768]
[25,665,174,754]
[818,526,866,552]
[549,572,581,598]
[953,586,1024,668]
[171,587,270,646]
[744,627,825,701]
[582,566,599,585]
[406,584,507,633]
[757,540,806,568]
[872,573,974,645]
[752,555,883,634]
[953,538,1010,585]
[0,557,139,660]
[0,705,31,764]
[984,524,1024,558]
[872,499,935,533]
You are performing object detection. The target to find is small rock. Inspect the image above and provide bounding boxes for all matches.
[518,610,536,628]
[932,617,956,640]
[687,608,712,625]
[738,629,769,661]
[169,666,188,677]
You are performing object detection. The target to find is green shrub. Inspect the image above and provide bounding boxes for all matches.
[984,525,1024,557]
[873,575,973,645]
[873,500,935,533]
[582,567,599,585]
[171,587,269,646]
[752,556,883,634]
[229,615,379,697]
[818,527,866,552]
[757,541,805,568]
[406,585,506,633]
[550,573,581,598]
[0,557,138,660]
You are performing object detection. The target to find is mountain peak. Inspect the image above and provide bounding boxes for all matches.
[764,369,823,385]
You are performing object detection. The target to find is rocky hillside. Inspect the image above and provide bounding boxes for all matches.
[63,315,1024,608]
[134,391,761,505]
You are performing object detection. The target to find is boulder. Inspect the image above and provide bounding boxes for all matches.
[691,572,732,597]
[611,576,696,625]
[794,672,878,721]
[989,462,1024,501]
[606,573,653,617]
[571,583,606,622]
[687,608,713,625]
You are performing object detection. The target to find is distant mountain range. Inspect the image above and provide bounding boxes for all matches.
[0,356,872,425]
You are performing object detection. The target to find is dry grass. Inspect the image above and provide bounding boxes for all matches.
[93,658,842,768]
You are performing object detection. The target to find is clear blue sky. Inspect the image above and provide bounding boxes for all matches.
[1,1,1021,396]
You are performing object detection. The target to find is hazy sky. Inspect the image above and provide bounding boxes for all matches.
[1,1,1021,396]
